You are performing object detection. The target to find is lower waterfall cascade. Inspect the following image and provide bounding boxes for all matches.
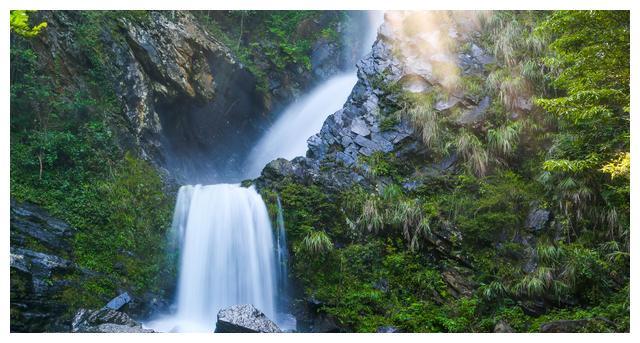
[145,184,284,332]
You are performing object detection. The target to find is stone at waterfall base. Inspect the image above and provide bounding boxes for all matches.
[72,308,154,333]
[215,304,282,333]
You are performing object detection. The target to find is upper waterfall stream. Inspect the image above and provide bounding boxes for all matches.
[244,11,384,179]
[243,73,357,178]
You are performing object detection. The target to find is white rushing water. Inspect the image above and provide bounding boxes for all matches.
[146,184,278,332]
[275,196,289,308]
[243,11,385,178]
[243,73,357,177]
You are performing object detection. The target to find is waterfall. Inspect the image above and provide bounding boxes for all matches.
[243,73,357,178]
[243,11,385,179]
[275,196,289,309]
[146,11,386,333]
[146,184,278,332]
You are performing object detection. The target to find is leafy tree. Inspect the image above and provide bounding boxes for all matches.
[10,10,47,37]
[535,11,630,244]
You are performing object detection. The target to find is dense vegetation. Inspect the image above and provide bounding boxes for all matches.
[9,10,629,333]
[193,10,347,93]
[10,11,175,315]
[264,10,629,332]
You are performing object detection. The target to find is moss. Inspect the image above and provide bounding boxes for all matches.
[379,116,399,132]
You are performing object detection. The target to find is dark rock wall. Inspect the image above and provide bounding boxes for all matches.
[10,199,83,332]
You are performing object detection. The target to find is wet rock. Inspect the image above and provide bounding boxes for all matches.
[399,74,431,93]
[261,158,296,180]
[307,134,329,159]
[441,269,474,298]
[215,304,282,333]
[336,151,356,166]
[10,199,75,252]
[494,320,514,333]
[519,299,547,316]
[371,133,394,153]
[10,249,73,295]
[373,278,389,293]
[435,97,461,111]
[71,308,154,333]
[470,44,495,65]
[516,96,533,111]
[402,180,422,191]
[311,315,340,333]
[354,135,381,152]
[437,154,458,171]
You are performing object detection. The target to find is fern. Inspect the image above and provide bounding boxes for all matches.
[488,123,521,156]
[300,230,333,255]
[453,129,488,176]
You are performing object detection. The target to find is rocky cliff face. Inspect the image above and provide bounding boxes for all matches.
[256,12,497,191]
[115,11,267,183]
[31,11,354,184]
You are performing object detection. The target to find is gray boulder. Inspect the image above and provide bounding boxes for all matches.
[105,292,132,311]
[525,208,552,232]
[215,304,282,333]
[539,318,615,333]
[71,308,154,333]
[494,320,514,333]
[458,96,491,125]
[377,326,401,333]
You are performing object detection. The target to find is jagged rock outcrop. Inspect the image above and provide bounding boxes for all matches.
[525,208,552,232]
[71,308,154,333]
[214,304,282,333]
[254,12,503,332]
[112,11,267,182]
[256,11,497,193]
[10,199,157,332]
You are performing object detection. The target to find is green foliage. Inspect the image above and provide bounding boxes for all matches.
[300,230,334,255]
[488,122,521,157]
[10,10,47,37]
[263,12,316,70]
[359,151,400,179]
[379,116,399,132]
[535,11,629,244]
[9,9,629,333]
[10,13,174,317]
[194,11,345,93]
[262,10,629,333]
[451,129,489,177]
